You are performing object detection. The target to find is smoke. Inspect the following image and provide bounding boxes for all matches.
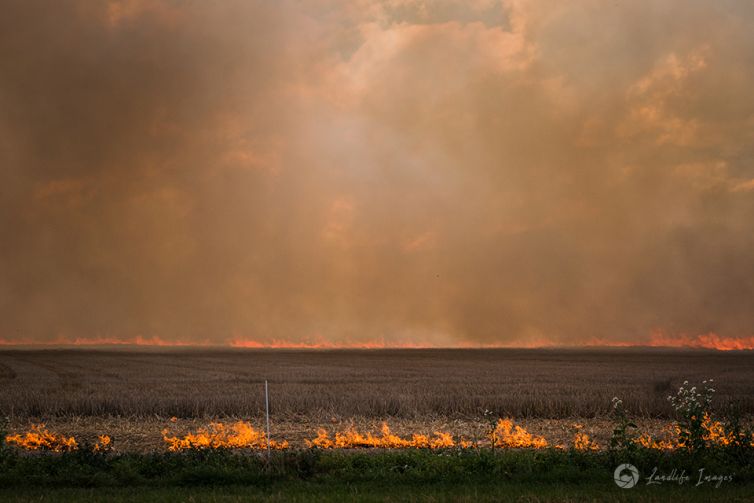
[2,0,754,346]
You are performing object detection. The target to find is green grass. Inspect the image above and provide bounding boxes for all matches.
[2,481,753,502]
[0,447,752,501]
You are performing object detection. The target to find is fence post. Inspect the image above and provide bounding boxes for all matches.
[265,379,271,457]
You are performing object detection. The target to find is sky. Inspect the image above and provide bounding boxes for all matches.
[1,0,754,349]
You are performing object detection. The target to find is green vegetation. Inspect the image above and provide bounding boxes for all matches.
[3,481,754,502]
[0,449,754,490]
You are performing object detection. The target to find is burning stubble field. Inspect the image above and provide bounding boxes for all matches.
[1,348,754,501]
[1,348,754,452]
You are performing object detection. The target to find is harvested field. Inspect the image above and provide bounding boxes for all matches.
[0,348,752,419]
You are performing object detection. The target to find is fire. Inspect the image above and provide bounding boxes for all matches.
[1,330,752,350]
[489,419,548,449]
[572,432,600,451]
[698,413,733,447]
[633,414,738,450]
[230,338,431,349]
[581,331,754,351]
[0,335,205,347]
[162,421,288,451]
[647,331,754,351]
[567,423,599,451]
[305,423,471,449]
[635,431,677,450]
[5,424,78,452]
[93,435,113,452]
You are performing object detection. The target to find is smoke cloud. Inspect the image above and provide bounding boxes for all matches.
[2,0,754,346]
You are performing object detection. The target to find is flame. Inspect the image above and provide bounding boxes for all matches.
[646,331,754,351]
[581,331,754,351]
[230,338,450,349]
[5,424,78,452]
[162,421,288,451]
[0,333,553,349]
[93,435,113,452]
[698,413,733,447]
[0,335,207,347]
[0,330,752,350]
[633,414,742,450]
[572,432,600,451]
[635,429,678,450]
[6,417,753,453]
[305,423,470,449]
[489,419,548,449]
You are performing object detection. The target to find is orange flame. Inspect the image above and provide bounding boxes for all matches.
[646,332,754,351]
[698,413,733,447]
[633,414,742,450]
[305,423,470,449]
[0,335,206,347]
[93,435,113,453]
[635,433,677,450]
[1,330,752,350]
[230,338,447,349]
[572,432,600,451]
[489,419,548,449]
[162,421,288,451]
[5,424,78,452]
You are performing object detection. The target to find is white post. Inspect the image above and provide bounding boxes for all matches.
[265,379,271,456]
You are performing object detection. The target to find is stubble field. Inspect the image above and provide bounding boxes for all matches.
[1,348,753,452]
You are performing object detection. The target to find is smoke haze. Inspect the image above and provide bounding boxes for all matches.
[2,1,754,347]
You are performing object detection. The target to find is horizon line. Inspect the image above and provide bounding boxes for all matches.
[0,342,751,352]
